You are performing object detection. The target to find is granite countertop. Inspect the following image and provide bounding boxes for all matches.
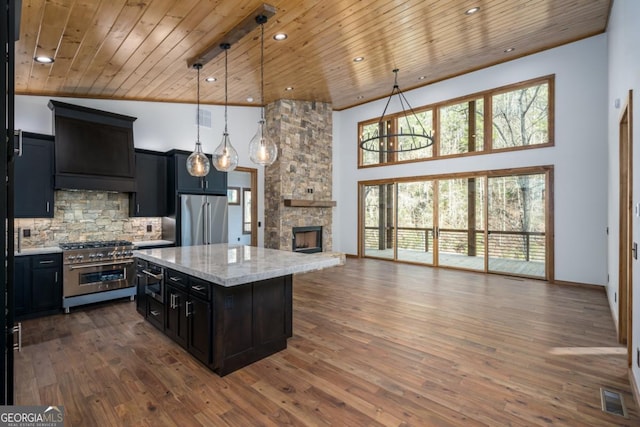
[133,240,175,248]
[134,244,345,287]
[15,247,62,256]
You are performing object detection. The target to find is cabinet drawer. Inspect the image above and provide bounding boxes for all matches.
[166,269,188,289]
[147,298,164,331]
[31,254,61,268]
[135,258,147,270]
[189,277,211,299]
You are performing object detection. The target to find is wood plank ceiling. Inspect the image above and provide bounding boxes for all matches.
[16,0,611,111]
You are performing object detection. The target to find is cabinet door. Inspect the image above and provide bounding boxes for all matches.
[165,285,188,348]
[135,267,146,316]
[202,165,227,196]
[14,133,54,218]
[174,153,205,193]
[30,254,61,313]
[187,295,211,365]
[130,151,167,217]
[14,257,31,318]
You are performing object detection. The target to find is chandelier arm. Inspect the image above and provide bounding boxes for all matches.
[397,90,430,136]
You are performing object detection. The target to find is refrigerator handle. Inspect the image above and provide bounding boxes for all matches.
[207,202,213,245]
[202,201,208,245]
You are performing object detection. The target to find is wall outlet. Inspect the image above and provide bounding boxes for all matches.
[22,229,30,237]
[146,224,152,232]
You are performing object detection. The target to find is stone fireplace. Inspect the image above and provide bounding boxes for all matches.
[264,99,333,252]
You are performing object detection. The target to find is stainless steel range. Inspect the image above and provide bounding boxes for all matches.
[60,240,136,313]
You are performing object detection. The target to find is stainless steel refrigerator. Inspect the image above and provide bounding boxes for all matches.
[179,194,228,246]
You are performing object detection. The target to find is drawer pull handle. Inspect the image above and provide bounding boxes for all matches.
[142,269,163,280]
[192,285,206,291]
[39,260,55,264]
[150,310,160,317]
[169,276,182,282]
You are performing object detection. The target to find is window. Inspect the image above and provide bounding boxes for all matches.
[357,75,553,167]
[242,188,252,234]
[492,81,550,149]
[439,98,484,155]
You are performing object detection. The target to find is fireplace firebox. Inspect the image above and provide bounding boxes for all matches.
[292,226,322,253]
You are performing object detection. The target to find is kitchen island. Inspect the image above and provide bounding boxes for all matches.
[134,244,344,375]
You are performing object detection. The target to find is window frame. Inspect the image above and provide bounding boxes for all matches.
[357,74,555,168]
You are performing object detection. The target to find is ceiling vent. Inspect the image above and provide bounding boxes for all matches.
[198,109,212,129]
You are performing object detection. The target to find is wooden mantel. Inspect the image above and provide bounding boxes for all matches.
[283,199,337,208]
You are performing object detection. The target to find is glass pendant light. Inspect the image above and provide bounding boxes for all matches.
[248,15,278,166]
[186,63,211,177]
[212,43,239,172]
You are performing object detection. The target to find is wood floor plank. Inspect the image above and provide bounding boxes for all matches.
[13,258,640,426]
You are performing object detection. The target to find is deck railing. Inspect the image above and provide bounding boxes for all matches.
[364,226,545,262]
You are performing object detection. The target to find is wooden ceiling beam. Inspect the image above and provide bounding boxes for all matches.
[186,3,276,69]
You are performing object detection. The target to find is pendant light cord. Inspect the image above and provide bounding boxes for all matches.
[196,64,201,143]
[260,21,265,121]
[224,45,229,136]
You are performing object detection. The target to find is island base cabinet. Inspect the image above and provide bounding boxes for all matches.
[187,296,212,366]
[165,285,188,349]
[213,275,292,376]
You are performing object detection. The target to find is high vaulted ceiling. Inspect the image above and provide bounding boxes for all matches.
[16,0,611,111]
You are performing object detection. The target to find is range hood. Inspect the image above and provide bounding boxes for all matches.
[48,100,137,192]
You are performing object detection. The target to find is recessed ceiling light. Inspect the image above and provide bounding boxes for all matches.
[418,76,427,80]
[285,86,294,91]
[465,7,480,15]
[205,76,216,82]
[273,33,288,41]
[353,56,365,63]
[34,56,54,64]
[356,95,364,100]
[246,96,254,103]
[504,47,515,53]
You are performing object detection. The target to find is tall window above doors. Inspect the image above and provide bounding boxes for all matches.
[357,75,554,167]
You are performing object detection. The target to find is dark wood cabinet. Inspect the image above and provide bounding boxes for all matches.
[213,276,292,375]
[137,257,292,376]
[166,151,228,214]
[129,150,167,217]
[187,294,212,365]
[14,132,55,218]
[14,253,62,320]
[13,256,30,318]
[165,269,211,364]
[135,259,147,316]
[146,297,164,331]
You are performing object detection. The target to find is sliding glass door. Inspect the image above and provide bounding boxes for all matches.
[397,181,434,264]
[437,177,485,271]
[363,183,395,259]
[487,173,546,277]
[360,167,551,280]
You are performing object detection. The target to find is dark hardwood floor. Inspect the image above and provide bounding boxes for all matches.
[15,258,639,426]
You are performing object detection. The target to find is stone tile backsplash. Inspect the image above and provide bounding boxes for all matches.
[15,190,161,248]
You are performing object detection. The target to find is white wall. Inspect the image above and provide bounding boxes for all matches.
[14,95,265,247]
[333,35,609,286]
[607,0,640,395]
[227,170,252,245]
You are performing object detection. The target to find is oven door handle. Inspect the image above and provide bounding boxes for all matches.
[142,269,164,280]
[68,260,134,270]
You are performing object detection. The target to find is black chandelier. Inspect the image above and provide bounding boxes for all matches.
[359,69,434,153]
